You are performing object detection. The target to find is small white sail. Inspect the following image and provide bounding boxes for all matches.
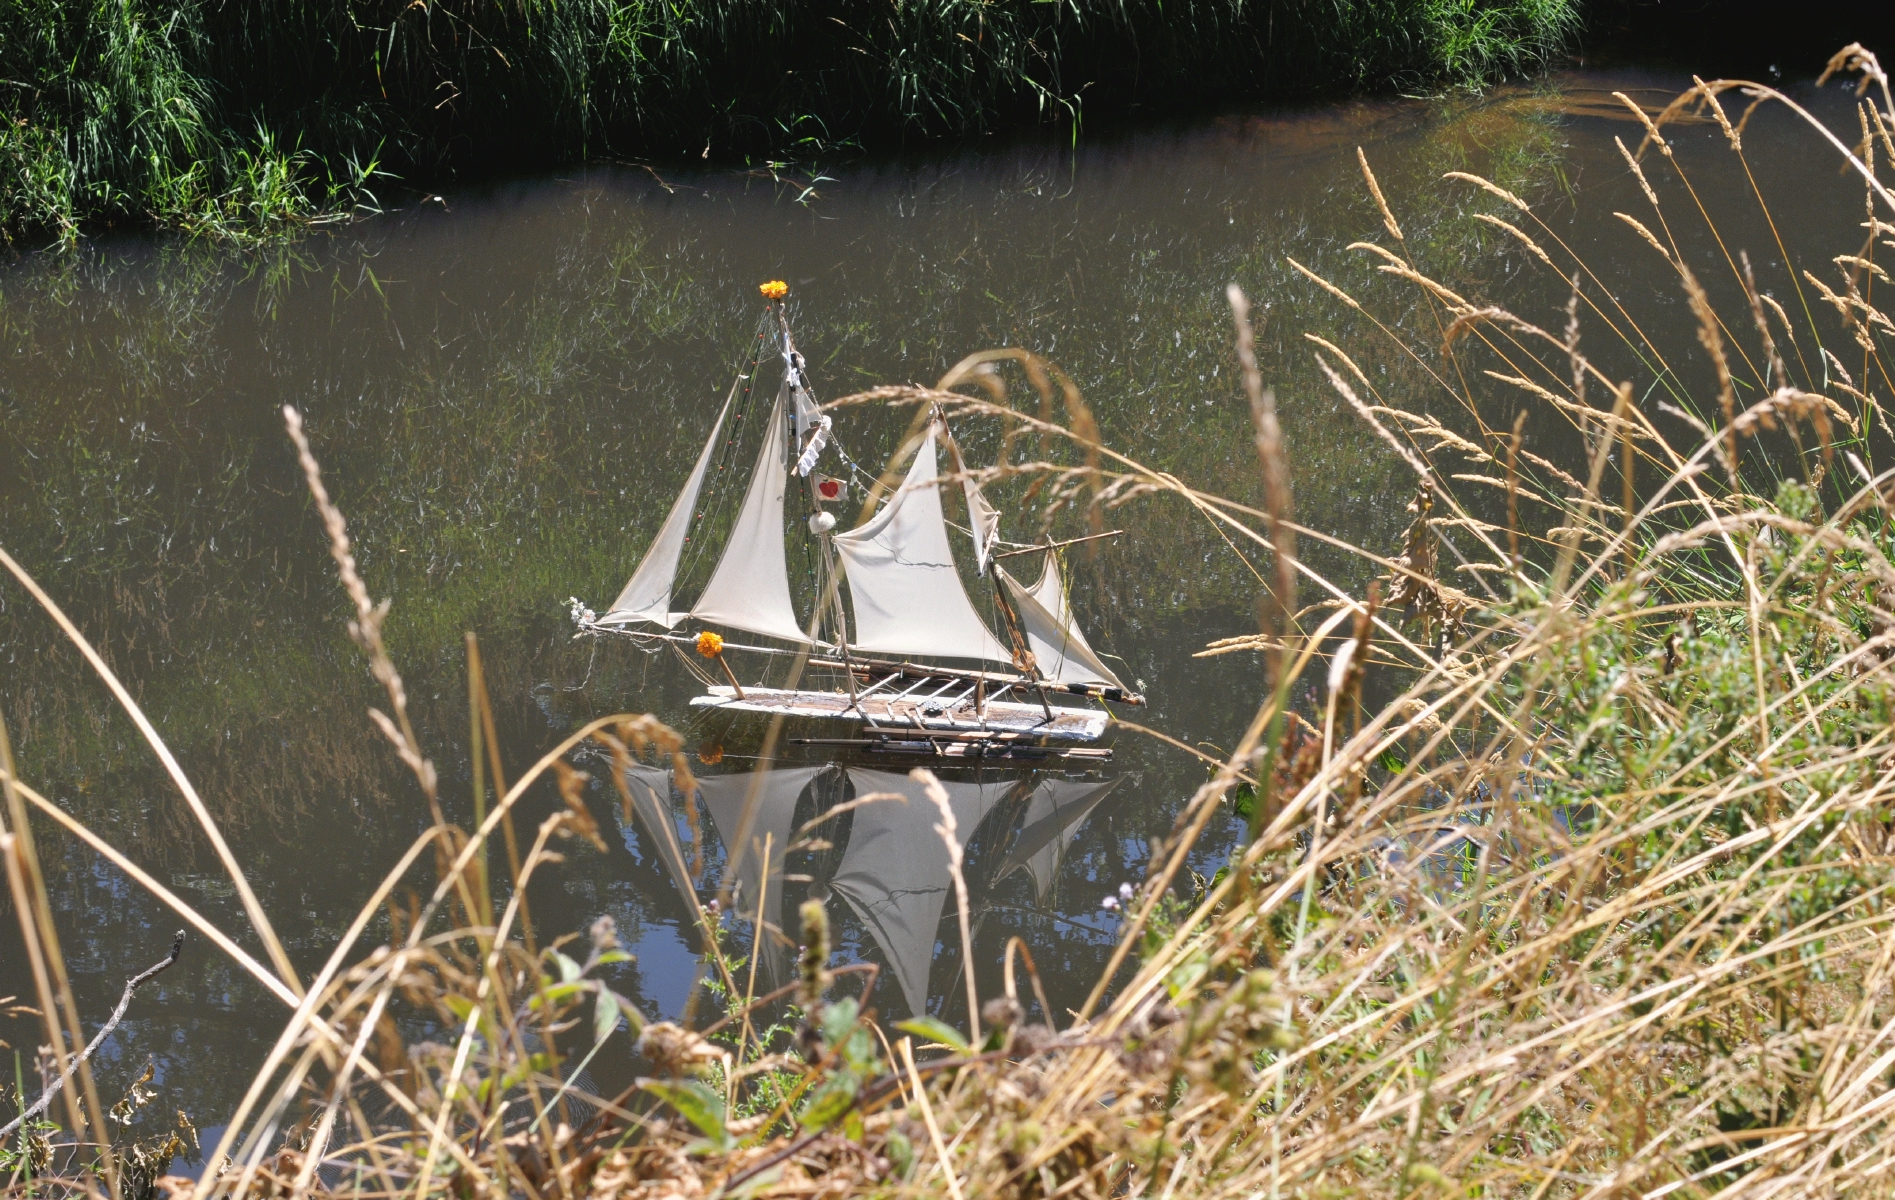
[690,380,811,644]
[997,553,1126,690]
[943,426,1001,576]
[698,766,826,983]
[996,778,1119,902]
[831,769,1011,1017]
[598,397,733,628]
[834,425,1012,665]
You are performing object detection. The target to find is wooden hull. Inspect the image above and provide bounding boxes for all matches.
[688,686,1110,743]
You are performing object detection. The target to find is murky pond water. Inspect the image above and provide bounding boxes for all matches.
[0,65,1874,1135]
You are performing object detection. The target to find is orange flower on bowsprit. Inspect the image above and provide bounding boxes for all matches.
[695,630,725,657]
[759,280,788,300]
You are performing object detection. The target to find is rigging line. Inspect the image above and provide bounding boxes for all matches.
[670,640,721,689]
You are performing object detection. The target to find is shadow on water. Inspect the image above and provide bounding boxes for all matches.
[0,62,1876,1123]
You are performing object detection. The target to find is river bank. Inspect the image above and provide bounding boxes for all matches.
[3,0,1584,245]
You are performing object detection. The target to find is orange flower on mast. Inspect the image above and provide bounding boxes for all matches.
[759,280,788,300]
[695,630,744,699]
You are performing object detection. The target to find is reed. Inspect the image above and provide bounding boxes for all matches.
[10,45,1895,1200]
[0,0,1576,246]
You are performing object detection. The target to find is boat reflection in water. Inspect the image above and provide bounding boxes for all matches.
[617,762,1118,1018]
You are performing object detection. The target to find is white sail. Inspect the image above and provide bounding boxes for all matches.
[833,425,1012,665]
[698,766,826,980]
[996,778,1119,902]
[598,397,733,628]
[619,765,700,916]
[689,381,810,643]
[943,426,1001,576]
[831,769,1011,1017]
[997,553,1126,690]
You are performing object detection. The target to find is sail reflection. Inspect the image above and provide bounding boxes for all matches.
[615,762,1118,1017]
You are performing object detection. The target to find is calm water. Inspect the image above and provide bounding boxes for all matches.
[0,66,1872,1132]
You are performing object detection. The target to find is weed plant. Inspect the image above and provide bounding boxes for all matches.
[0,0,1576,246]
[9,44,1895,1200]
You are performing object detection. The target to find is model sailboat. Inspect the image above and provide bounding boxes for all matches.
[572,283,1142,749]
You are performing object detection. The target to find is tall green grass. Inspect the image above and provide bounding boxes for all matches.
[0,0,1577,245]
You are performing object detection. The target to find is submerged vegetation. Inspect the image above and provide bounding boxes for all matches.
[0,0,1578,244]
[11,43,1895,1200]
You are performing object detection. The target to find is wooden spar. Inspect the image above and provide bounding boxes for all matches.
[990,529,1125,560]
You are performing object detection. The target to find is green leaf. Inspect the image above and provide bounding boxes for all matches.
[593,987,621,1045]
[499,1052,558,1098]
[885,1127,915,1179]
[895,1016,971,1055]
[610,989,647,1036]
[820,997,860,1045]
[797,1071,860,1132]
[527,980,589,1008]
[1226,783,1256,822]
[1165,950,1210,1000]
[443,994,494,1040]
[640,1079,731,1151]
[839,1027,879,1074]
[593,949,633,967]
[553,951,583,983]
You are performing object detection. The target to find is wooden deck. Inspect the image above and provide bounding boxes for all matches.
[688,685,1110,743]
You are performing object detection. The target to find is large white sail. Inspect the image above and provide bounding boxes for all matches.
[833,425,1011,665]
[831,769,1011,1017]
[689,381,810,643]
[698,766,826,981]
[598,397,733,628]
[997,553,1126,690]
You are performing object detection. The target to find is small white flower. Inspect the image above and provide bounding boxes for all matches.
[1118,882,1135,901]
[1101,896,1120,911]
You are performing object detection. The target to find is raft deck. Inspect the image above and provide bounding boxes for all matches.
[688,685,1110,743]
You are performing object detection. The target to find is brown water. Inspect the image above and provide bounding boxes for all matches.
[0,66,1874,1136]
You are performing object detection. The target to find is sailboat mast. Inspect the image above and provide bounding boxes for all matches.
[776,302,861,705]
[990,572,1054,721]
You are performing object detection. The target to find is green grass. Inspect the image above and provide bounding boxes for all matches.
[0,0,1578,246]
